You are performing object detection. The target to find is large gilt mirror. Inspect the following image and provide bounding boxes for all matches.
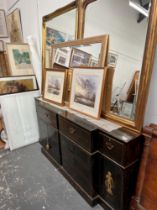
[84,0,157,131]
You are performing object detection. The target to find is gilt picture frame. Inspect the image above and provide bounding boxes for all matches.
[44,69,66,105]
[6,43,34,76]
[0,75,37,95]
[7,8,23,43]
[0,10,8,38]
[69,67,106,119]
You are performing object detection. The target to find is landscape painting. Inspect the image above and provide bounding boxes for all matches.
[46,27,66,47]
[74,74,99,108]
[70,68,105,118]
[0,76,37,95]
[12,49,32,69]
[44,70,65,105]
[7,44,34,75]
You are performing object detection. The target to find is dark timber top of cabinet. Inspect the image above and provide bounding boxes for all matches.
[35,98,141,143]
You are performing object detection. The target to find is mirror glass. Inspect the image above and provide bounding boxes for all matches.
[45,9,76,68]
[84,0,151,120]
[51,43,101,68]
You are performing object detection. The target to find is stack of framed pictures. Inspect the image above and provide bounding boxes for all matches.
[0,8,38,96]
[43,67,106,119]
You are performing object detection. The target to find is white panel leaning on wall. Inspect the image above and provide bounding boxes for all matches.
[0,91,40,150]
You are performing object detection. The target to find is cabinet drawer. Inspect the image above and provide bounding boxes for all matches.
[37,105,57,128]
[59,116,93,152]
[60,134,96,197]
[99,132,124,165]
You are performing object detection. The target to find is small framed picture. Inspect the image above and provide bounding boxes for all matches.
[120,102,133,119]
[108,52,118,68]
[0,75,38,95]
[6,43,34,76]
[7,8,23,42]
[0,40,4,52]
[69,68,106,119]
[54,47,71,68]
[0,10,8,38]
[44,69,66,105]
[70,48,91,67]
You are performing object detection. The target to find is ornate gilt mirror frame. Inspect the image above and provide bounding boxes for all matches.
[42,0,157,132]
[82,0,157,132]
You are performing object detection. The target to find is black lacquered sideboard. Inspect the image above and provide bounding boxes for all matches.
[35,98,143,210]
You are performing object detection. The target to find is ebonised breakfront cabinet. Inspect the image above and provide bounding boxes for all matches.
[35,98,143,210]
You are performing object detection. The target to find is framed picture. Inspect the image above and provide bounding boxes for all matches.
[54,47,71,68]
[0,52,8,76]
[0,75,38,95]
[69,68,106,119]
[0,40,4,52]
[46,27,66,47]
[0,10,8,38]
[7,8,23,42]
[44,69,66,105]
[108,52,118,68]
[120,101,133,119]
[6,43,34,76]
[70,48,91,67]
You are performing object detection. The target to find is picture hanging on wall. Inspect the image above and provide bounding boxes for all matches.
[70,48,91,67]
[69,68,106,119]
[108,52,118,68]
[0,75,38,95]
[0,10,8,38]
[7,8,23,42]
[6,43,34,76]
[44,69,66,105]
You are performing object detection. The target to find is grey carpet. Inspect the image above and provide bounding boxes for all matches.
[0,143,103,210]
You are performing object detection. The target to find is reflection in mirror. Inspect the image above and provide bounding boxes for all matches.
[45,9,76,68]
[84,0,151,120]
[51,43,101,68]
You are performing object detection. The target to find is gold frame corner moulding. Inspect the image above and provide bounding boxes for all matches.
[102,0,157,132]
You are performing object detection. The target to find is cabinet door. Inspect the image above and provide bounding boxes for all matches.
[99,156,124,210]
[47,125,61,164]
[60,134,96,197]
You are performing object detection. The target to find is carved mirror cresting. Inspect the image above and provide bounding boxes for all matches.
[84,0,157,132]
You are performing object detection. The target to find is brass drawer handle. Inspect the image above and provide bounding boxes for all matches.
[105,141,114,150]
[69,127,76,134]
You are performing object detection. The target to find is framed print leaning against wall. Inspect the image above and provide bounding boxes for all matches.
[69,67,106,119]
[7,8,23,42]
[0,75,38,95]
[0,10,8,38]
[6,43,34,76]
[44,69,66,105]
